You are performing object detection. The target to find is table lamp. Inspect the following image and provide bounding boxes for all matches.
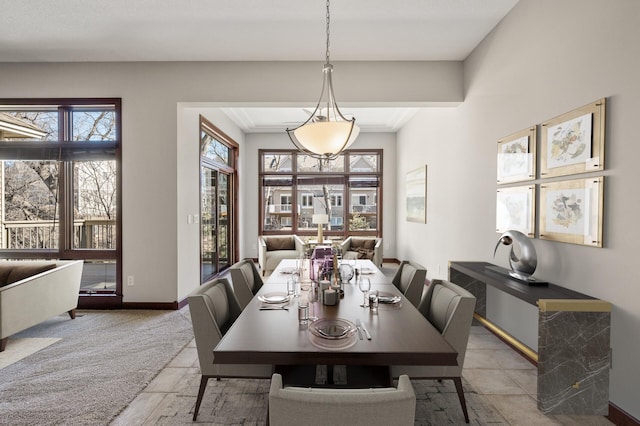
[312,214,329,243]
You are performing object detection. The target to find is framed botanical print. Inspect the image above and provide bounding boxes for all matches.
[496,185,535,236]
[539,177,604,247]
[497,127,536,184]
[406,165,427,223]
[540,98,606,178]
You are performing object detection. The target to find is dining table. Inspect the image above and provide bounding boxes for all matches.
[213,258,458,369]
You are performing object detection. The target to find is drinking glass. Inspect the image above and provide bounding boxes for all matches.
[287,278,295,296]
[358,277,371,307]
[368,290,379,313]
[307,282,319,320]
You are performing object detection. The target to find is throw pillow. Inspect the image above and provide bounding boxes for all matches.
[6,264,57,285]
[356,248,374,260]
[266,236,295,251]
[351,237,376,250]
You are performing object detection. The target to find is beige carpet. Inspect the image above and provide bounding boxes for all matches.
[0,309,194,425]
[0,337,61,370]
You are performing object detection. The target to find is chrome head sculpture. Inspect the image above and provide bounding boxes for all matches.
[494,230,537,277]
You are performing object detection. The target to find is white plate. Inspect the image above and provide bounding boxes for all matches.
[308,332,358,351]
[308,318,357,340]
[258,292,290,304]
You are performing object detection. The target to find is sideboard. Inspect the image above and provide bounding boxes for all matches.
[449,261,611,415]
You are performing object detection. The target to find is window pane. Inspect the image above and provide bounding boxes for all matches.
[80,260,116,292]
[263,153,292,172]
[0,111,57,141]
[297,154,344,172]
[72,110,116,141]
[263,186,292,231]
[349,153,378,172]
[73,161,117,249]
[349,188,378,231]
[296,184,344,231]
[201,132,231,166]
[2,160,59,248]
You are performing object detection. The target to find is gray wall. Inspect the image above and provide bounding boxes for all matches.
[0,61,461,305]
[396,0,640,418]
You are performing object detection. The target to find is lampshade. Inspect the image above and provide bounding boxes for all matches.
[286,0,359,160]
[312,214,329,225]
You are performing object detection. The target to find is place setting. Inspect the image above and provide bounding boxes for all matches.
[307,317,359,350]
[258,292,290,310]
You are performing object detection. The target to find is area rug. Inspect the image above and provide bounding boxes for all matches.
[144,368,508,425]
[0,309,193,425]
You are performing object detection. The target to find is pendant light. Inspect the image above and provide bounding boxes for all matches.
[286,0,359,160]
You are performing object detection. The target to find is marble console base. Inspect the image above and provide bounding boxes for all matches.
[537,303,610,415]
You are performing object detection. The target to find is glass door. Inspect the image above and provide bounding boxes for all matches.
[199,116,238,283]
[201,166,217,280]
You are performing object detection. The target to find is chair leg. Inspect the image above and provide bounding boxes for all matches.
[0,337,7,352]
[453,376,470,423]
[193,375,210,421]
[68,309,76,319]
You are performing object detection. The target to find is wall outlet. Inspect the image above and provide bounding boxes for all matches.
[127,275,135,286]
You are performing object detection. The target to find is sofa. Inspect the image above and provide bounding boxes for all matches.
[0,260,83,352]
[340,236,383,267]
[257,235,305,276]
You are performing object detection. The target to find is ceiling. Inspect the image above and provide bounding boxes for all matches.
[0,0,519,132]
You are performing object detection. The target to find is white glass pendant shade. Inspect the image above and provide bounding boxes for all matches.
[293,120,360,156]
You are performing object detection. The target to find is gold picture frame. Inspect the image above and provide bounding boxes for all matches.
[497,127,536,184]
[496,184,535,236]
[406,165,427,223]
[540,98,606,178]
[539,177,604,247]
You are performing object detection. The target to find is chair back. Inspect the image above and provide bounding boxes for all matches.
[418,279,476,374]
[392,260,427,308]
[269,373,416,426]
[229,259,263,309]
[187,278,242,374]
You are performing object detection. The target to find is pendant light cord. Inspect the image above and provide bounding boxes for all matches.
[325,0,331,65]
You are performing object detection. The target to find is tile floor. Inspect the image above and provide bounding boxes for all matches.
[112,325,613,425]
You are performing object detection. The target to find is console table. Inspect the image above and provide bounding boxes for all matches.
[449,261,611,415]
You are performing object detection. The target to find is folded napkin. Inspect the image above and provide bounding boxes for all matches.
[378,296,401,304]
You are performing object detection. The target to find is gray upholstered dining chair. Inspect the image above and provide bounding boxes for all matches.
[229,258,263,310]
[269,373,416,426]
[391,279,476,423]
[391,260,427,308]
[187,277,272,421]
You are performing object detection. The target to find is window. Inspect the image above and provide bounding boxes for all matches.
[301,194,314,207]
[280,195,292,212]
[259,150,381,238]
[0,99,121,306]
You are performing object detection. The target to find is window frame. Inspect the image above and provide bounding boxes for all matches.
[0,98,122,306]
[258,149,382,239]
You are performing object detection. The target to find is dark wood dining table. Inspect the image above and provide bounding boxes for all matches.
[213,259,457,368]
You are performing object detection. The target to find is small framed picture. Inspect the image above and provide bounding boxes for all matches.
[496,185,535,236]
[540,98,606,178]
[539,177,604,247]
[497,127,536,184]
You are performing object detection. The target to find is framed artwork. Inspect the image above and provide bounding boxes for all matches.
[406,165,427,223]
[496,185,535,236]
[539,177,604,247]
[540,98,606,178]
[497,127,536,184]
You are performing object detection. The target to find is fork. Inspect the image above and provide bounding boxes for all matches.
[355,319,364,340]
